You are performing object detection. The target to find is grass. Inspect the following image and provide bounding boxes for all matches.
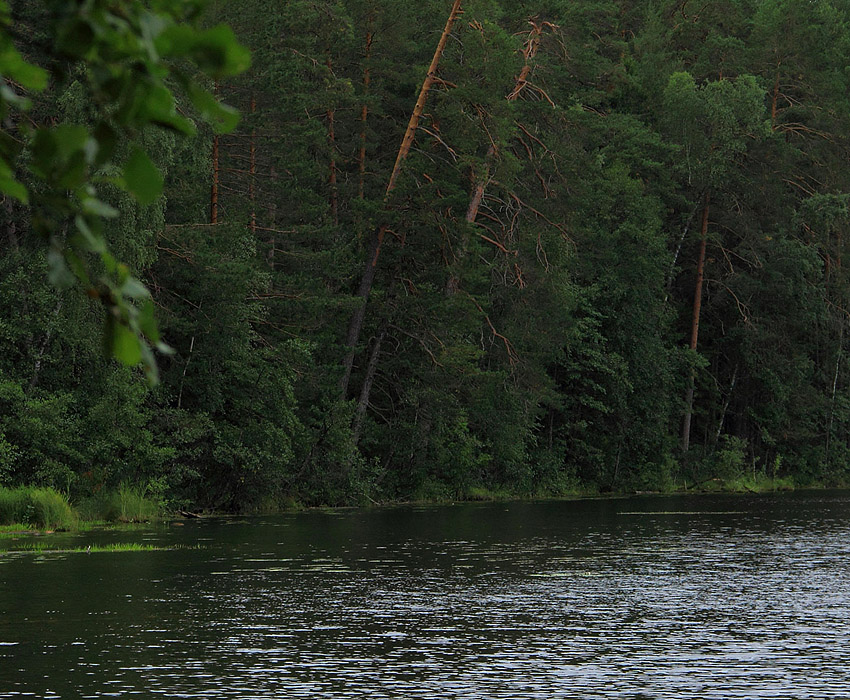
[0,484,162,531]
[464,486,514,501]
[76,484,161,523]
[0,487,77,530]
[722,474,795,493]
[1,542,200,555]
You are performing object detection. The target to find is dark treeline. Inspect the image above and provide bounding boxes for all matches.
[3,0,850,510]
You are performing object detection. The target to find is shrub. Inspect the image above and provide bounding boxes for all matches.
[715,436,749,480]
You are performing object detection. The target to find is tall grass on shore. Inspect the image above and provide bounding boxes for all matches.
[77,484,161,523]
[0,487,77,529]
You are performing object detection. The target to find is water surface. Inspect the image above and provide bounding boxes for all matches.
[2,492,849,698]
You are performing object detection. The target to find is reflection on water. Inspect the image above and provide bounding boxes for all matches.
[2,493,850,698]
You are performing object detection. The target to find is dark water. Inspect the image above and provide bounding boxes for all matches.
[2,492,850,699]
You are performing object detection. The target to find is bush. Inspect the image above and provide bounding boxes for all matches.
[0,486,77,529]
[715,436,749,480]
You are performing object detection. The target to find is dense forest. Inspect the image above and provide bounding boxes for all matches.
[2,0,850,511]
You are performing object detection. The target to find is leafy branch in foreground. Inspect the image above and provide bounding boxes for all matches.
[0,0,249,382]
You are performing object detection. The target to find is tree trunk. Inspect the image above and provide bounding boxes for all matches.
[825,324,843,469]
[249,93,257,236]
[682,193,710,454]
[352,323,387,444]
[210,83,220,224]
[339,0,464,399]
[177,335,196,410]
[664,205,698,302]
[27,299,62,394]
[383,0,463,197]
[714,363,738,444]
[4,193,17,251]
[327,57,339,226]
[770,70,780,129]
[358,27,373,200]
[446,21,543,294]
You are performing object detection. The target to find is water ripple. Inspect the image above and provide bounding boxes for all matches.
[2,494,850,698]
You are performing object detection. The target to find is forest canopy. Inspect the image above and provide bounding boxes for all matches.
[2,0,850,510]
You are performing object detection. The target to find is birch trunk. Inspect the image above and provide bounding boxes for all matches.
[249,93,257,236]
[714,363,738,444]
[682,193,710,454]
[210,83,220,224]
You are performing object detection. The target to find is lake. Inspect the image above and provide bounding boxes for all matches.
[2,492,849,698]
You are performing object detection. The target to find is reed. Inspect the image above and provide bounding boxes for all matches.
[0,487,77,529]
[77,484,161,523]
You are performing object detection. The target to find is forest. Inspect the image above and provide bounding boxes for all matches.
[1,0,850,512]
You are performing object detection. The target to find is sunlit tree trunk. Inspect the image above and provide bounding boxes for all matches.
[770,65,780,130]
[339,0,464,399]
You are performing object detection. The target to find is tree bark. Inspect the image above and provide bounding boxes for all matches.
[682,193,710,454]
[383,0,463,197]
[664,205,698,303]
[177,335,196,410]
[339,0,464,399]
[770,70,780,129]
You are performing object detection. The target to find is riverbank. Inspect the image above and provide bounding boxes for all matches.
[0,472,815,533]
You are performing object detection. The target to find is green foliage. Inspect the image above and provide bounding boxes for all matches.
[714,435,750,481]
[0,486,76,529]
[3,0,850,510]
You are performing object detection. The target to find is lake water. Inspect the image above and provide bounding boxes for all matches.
[1,492,850,698]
